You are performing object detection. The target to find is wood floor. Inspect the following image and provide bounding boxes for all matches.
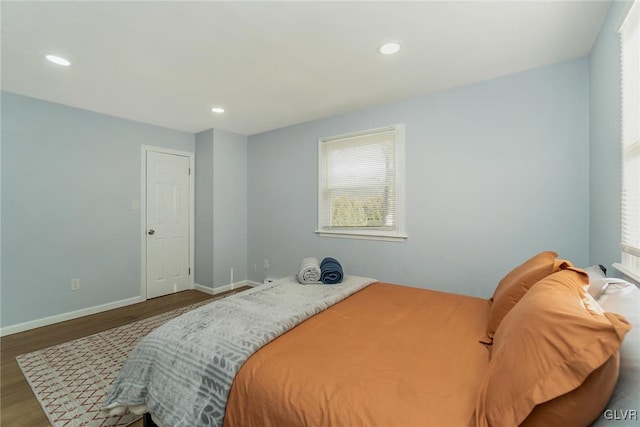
[0,287,249,427]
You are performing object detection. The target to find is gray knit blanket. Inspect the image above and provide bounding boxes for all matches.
[102,275,375,427]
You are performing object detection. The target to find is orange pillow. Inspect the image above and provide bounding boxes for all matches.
[485,251,571,343]
[475,268,631,427]
[520,353,620,427]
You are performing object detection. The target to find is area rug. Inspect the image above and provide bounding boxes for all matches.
[16,292,237,427]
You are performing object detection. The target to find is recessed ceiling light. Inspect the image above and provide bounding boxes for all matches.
[211,107,225,114]
[45,54,71,66]
[377,41,402,55]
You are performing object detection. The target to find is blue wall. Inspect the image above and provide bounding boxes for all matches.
[195,129,215,287]
[247,58,590,297]
[2,3,630,328]
[589,1,630,271]
[212,129,248,288]
[190,129,250,291]
[1,92,194,326]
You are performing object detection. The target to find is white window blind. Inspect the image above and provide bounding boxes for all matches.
[618,0,640,279]
[317,124,406,241]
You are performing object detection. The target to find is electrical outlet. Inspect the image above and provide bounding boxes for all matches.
[71,279,80,291]
[253,264,257,272]
[264,259,269,269]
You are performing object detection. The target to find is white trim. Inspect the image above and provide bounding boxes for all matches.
[617,0,637,32]
[621,244,640,257]
[212,132,216,304]
[315,230,408,242]
[245,280,262,287]
[396,124,406,238]
[141,147,147,299]
[617,0,640,284]
[194,280,257,295]
[612,263,640,285]
[0,296,144,337]
[141,145,195,300]
[317,124,406,242]
[1,279,258,337]
[319,124,399,143]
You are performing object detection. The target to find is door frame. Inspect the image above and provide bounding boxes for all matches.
[141,145,195,300]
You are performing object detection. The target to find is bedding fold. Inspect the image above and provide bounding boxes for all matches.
[224,283,492,427]
[321,257,344,284]
[297,257,322,284]
[101,275,376,427]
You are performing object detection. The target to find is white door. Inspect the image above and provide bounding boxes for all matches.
[146,150,190,299]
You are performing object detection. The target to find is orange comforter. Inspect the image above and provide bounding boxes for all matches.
[224,282,491,427]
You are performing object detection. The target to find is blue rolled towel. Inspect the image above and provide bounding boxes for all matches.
[320,257,344,284]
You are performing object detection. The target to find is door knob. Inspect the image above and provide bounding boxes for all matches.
[148,229,155,235]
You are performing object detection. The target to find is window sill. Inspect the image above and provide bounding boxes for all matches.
[315,230,407,242]
[612,263,640,285]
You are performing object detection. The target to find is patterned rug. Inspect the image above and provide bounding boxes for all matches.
[16,292,236,427]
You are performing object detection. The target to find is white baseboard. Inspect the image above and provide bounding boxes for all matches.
[246,280,263,287]
[194,280,259,295]
[0,295,144,337]
[1,282,264,337]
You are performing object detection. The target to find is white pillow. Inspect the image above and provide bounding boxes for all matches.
[584,264,606,281]
[591,279,640,426]
[583,264,608,299]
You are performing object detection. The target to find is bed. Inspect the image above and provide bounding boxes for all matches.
[102,251,637,427]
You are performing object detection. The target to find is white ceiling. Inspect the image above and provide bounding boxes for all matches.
[1,1,611,136]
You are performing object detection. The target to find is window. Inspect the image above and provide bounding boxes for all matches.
[615,0,640,281]
[317,124,406,241]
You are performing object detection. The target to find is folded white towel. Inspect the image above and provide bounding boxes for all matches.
[297,257,322,284]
